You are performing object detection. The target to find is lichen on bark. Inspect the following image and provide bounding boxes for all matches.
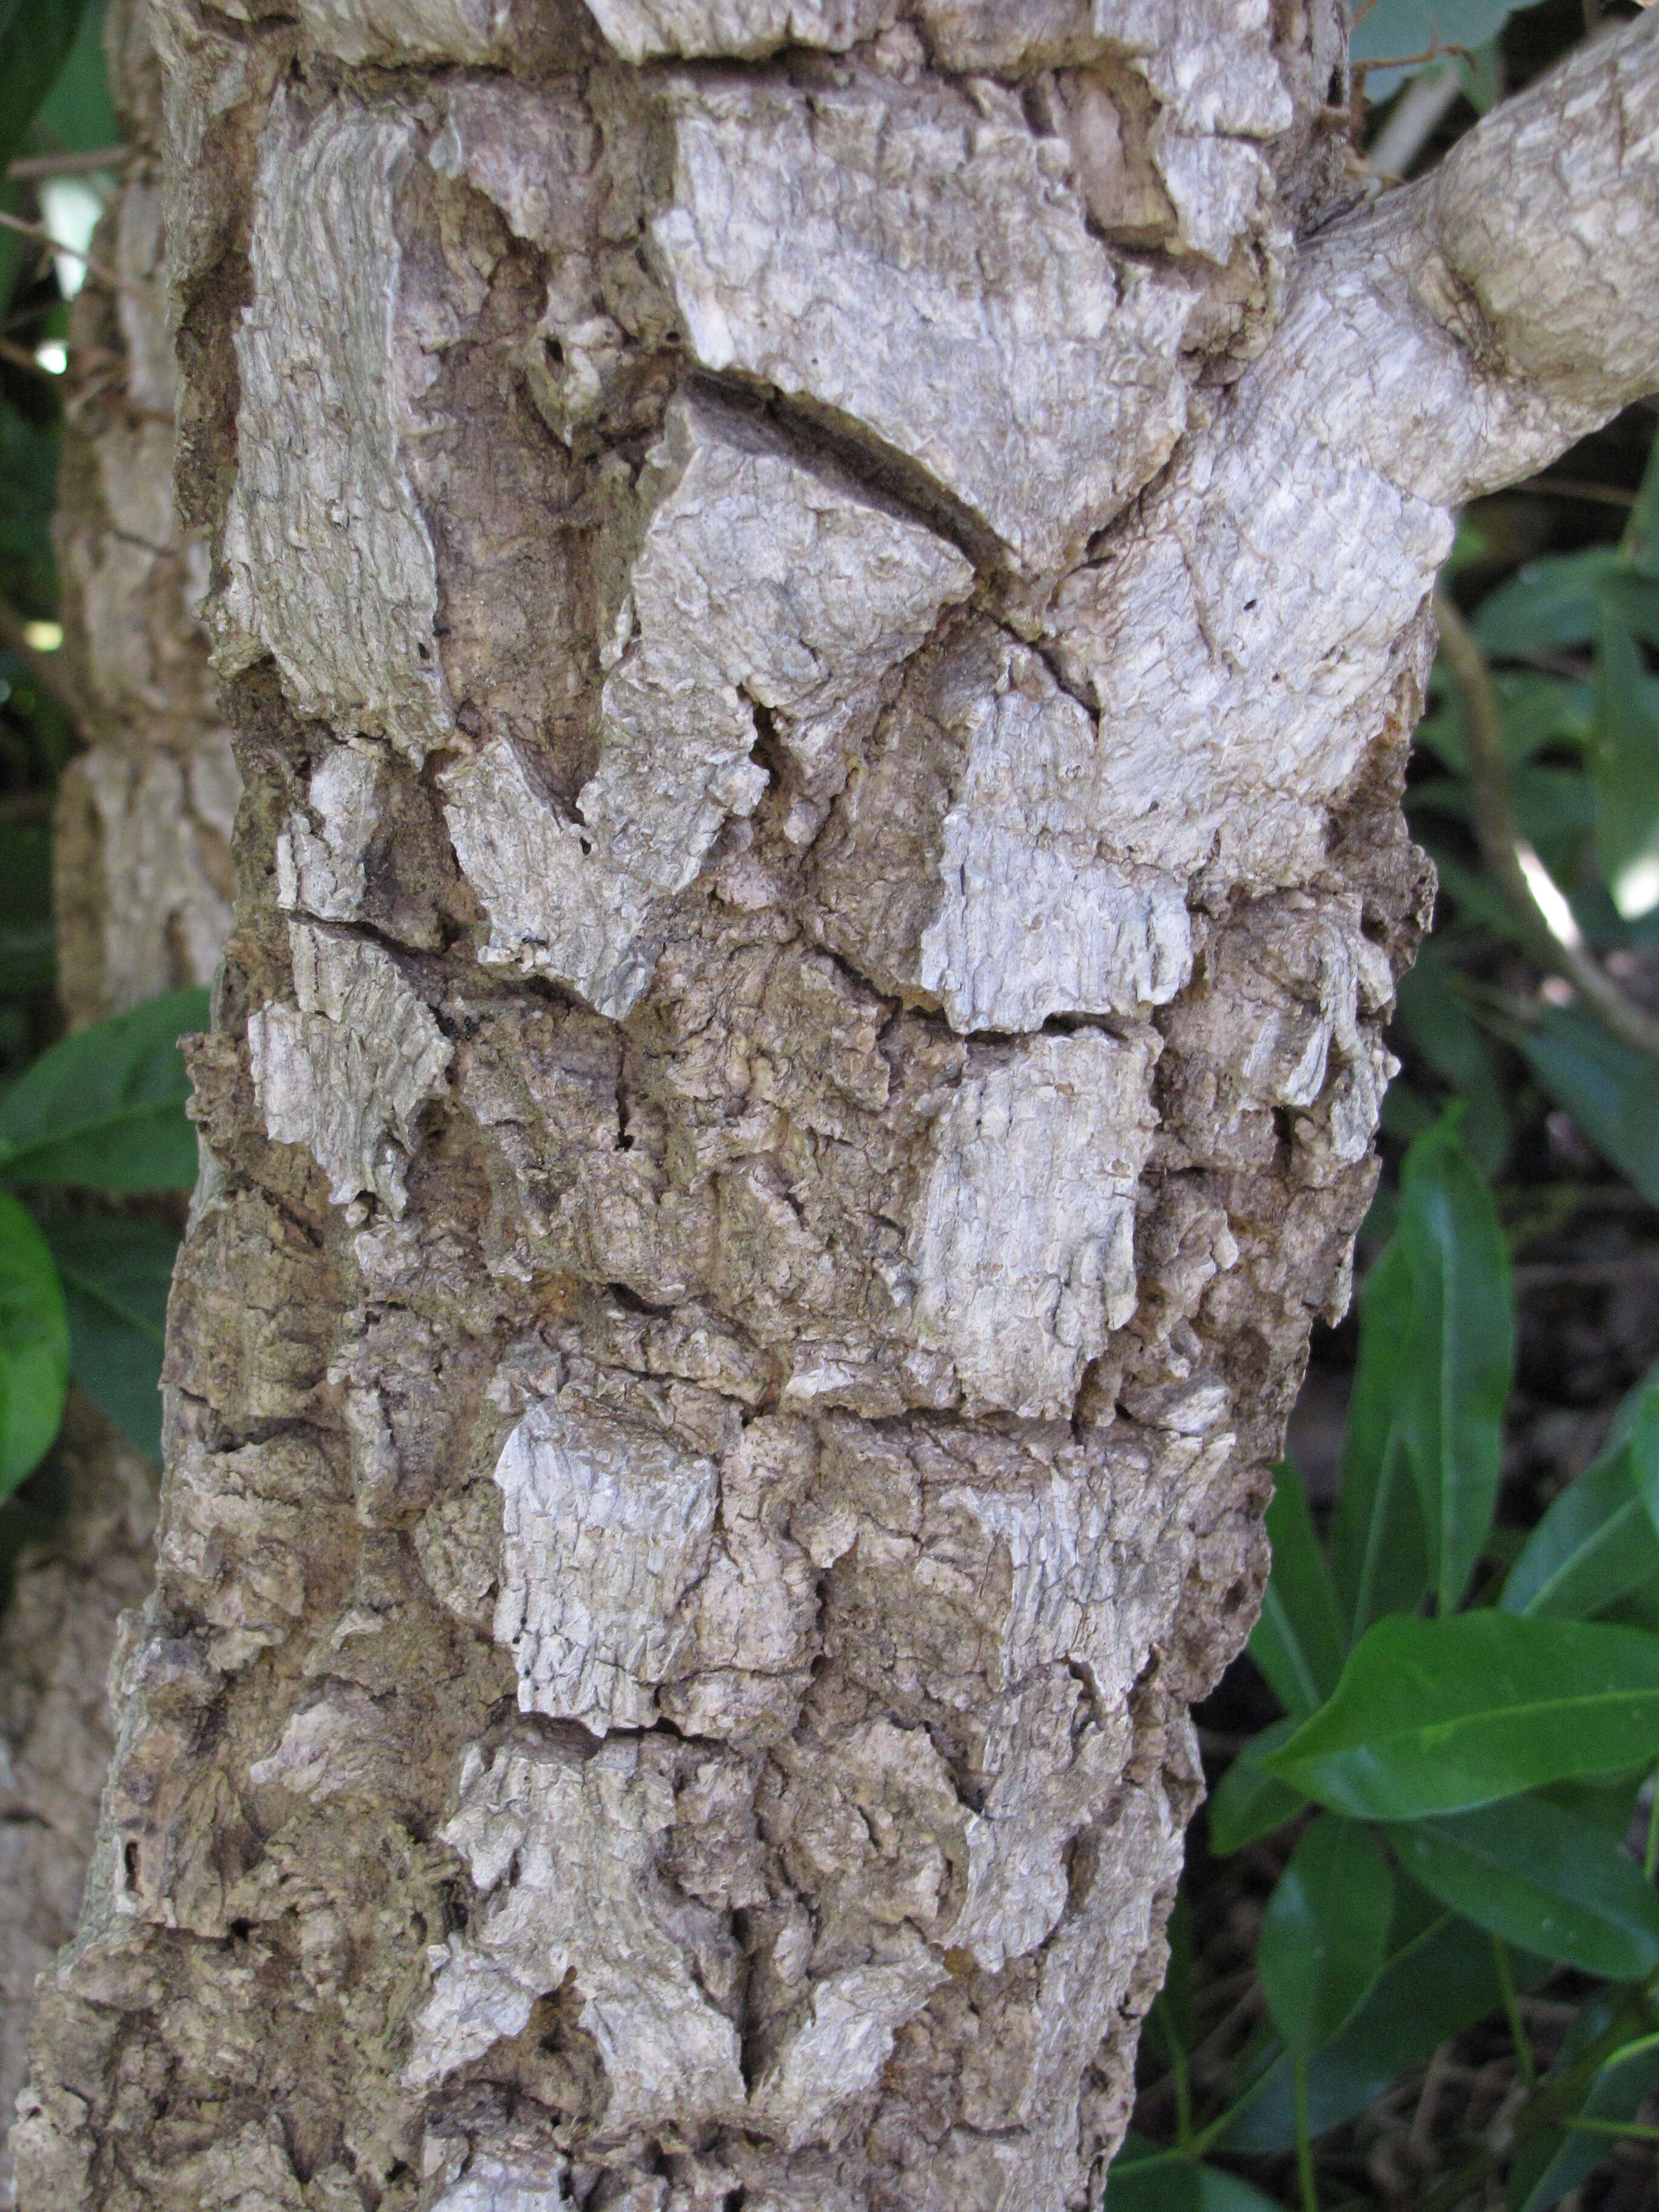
[19,6,1659,2211]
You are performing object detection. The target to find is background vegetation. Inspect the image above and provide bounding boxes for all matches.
[0,0,201,1578]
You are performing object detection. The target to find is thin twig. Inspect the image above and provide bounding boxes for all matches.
[0,209,150,303]
[0,601,78,720]
[7,146,127,180]
[0,335,58,381]
[1357,42,1477,75]
[1433,591,1659,1057]
[1509,478,1637,511]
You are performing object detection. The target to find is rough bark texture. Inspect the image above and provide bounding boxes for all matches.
[51,0,238,1030]
[0,4,235,2196]
[19,8,1659,2210]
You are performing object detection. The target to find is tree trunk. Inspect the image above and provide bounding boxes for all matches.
[0,1,234,2195]
[19,8,1659,2208]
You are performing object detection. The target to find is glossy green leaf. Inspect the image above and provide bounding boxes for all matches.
[0,1190,69,1495]
[1268,1612,1659,1819]
[1105,2141,1282,2211]
[0,0,91,173]
[1503,1378,1659,1621]
[1385,1795,1659,1979]
[1471,548,1620,659]
[44,1215,177,1465]
[1332,1238,1430,1641]
[1396,1116,1513,1611]
[1208,1717,1308,1857]
[0,987,207,1190]
[1258,1816,1392,2053]
[1509,2017,1659,2211]
[1222,1912,1546,2153]
[1521,1006,1659,1208]
[1250,1461,1346,1718]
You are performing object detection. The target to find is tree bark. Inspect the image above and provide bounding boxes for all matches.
[18,8,1659,2209]
[0,2,235,2196]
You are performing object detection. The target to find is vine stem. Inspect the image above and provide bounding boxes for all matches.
[1432,590,1659,1057]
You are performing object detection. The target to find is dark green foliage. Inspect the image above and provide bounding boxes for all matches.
[1258,1818,1393,2052]
[0,1187,66,1487]
[0,13,203,1497]
[0,985,208,1188]
[0,993,203,1488]
[1133,1125,1659,2203]
[45,1215,179,1465]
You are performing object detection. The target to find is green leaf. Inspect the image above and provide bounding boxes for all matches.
[1471,548,1620,660]
[1384,1795,1659,1980]
[1332,1238,1431,1641]
[33,0,117,156]
[1521,1006,1659,1208]
[1144,1888,1194,2067]
[0,0,92,174]
[1258,1815,1393,2053]
[0,1189,69,1495]
[1392,945,1508,1176]
[0,988,207,1190]
[1396,1115,1513,1612]
[1623,1387,1659,1547]
[1221,1912,1546,2154]
[1208,1717,1309,1857]
[1250,1460,1346,1717]
[1509,2016,1659,2211]
[43,1215,176,1465]
[1503,1376,1659,1621]
[1105,2142,1282,2211]
[1267,1612,1659,1820]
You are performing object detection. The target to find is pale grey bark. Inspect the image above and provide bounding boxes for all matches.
[17,8,1659,2211]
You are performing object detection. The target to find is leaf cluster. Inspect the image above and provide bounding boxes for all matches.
[1115,1118,1659,2209]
